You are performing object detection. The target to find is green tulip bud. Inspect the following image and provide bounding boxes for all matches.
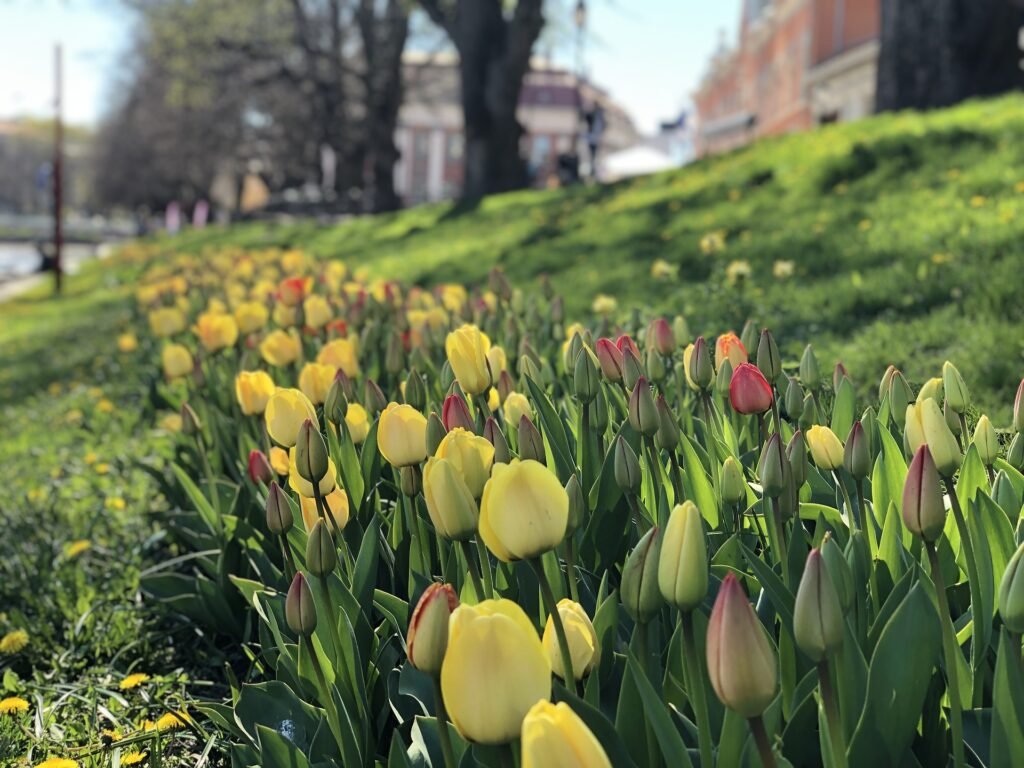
[689,336,714,391]
[265,482,293,535]
[645,347,667,383]
[385,331,405,375]
[756,329,781,384]
[518,415,546,464]
[519,355,542,389]
[888,370,913,428]
[672,316,689,347]
[565,333,585,374]
[399,464,422,497]
[305,519,338,577]
[784,377,804,420]
[658,502,708,611]
[944,399,961,437]
[324,374,349,425]
[972,414,999,467]
[440,360,455,392]
[565,473,586,535]
[758,433,788,498]
[799,392,818,429]
[573,348,600,403]
[800,344,820,389]
[992,470,1021,515]
[844,421,871,479]
[622,347,645,391]
[295,419,329,484]
[787,430,809,488]
[405,369,427,411]
[614,436,642,494]
[483,417,512,465]
[878,365,897,403]
[740,319,759,355]
[903,446,946,542]
[715,359,733,398]
[654,394,680,452]
[621,526,664,624]
[1008,432,1024,471]
[820,533,854,614]
[426,411,447,455]
[942,361,969,414]
[628,377,659,437]
[592,385,609,434]
[364,378,387,415]
[286,572,317,637]
[720,456,747,505]
[793,548,844,661]
[921,398,962,477]
[998,543,1024,633]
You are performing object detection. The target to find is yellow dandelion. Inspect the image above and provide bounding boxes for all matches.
[725,260,751,287]
[84,452,98,465]
[34,759,78,768]
[48,382,62,396]
[159,413,183,433]
[27,488,46,504]
[100,729,122,745]
[87,387,104,399]
[64,540,92,558]
[969,195,986,208]
[94,463,111,475]
[650,259,678,280]
[1015,180,1024,193]
[772,260,795,279]
[65,409,83,424]
[591,294,618,315]
[96,399,115,414]
[700,230,726,254]
[117,333,139,353]
[0,629,29,654]
[119,673,150,690]
[155,711,188,731]
[858,219,872,231]
[139,719,156,732]
[106,497,126,511]
[120,752,147,766]
[0,696,29,715]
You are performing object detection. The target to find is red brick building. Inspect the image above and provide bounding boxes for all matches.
[693,0,879,156]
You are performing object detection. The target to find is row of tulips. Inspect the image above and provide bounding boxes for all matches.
[134,246,1024,768]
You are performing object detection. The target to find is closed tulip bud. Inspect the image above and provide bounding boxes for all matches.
[483,417,512,464]
[543,599,600,680]
[942,361,969,414]
[998,543,1024,633]
[426,411,447,455]
[235,370,276,416]
[799,392,818,429]
[832,362,850,393]
[729,363,774,415]
[758,433,788,497]
[565,333,585,374]
[860,406,878,453]
[793,548,844,661]
[265,482,293,535]
[248,450,273,486]
[800,344,820,388]
[740,320,759,355]
[573,348,600,403]
[654,395,680,452]
[820,533,854,614]
[407,583,458,675]
[973,415,999,467]
[305,519,337,577]
[436,427,494,498]
[784,377,804,420]
[479,460,568,561]
[1014,379,1024,433]
[446,324,492,396]
[595,338,623,382]
[756,329,781,384]
[993,470,1020,513]
[592,385,609,433]
[672,315,689,345]
[888,370,913,427]
[689,336,714,391]
[364,378,388,415]
[518,415,546,464]
[715,358,734,398]
[917,377,943,404]
[400,464,423,497]
[378,402,428,467]
[706,572,778,717]
[628,378,659,436]
[324,375,348,425]
[787,430,809,488]
[295,420,329,484]
[844,421,871,479]
[614,436,642,494]
[944,399,961,436]
[806,425,844,471]
[920,397,961,476]
[658,501,708,610]
[439,394,471,434]
[285,572,317,637]
[440,359,455,391]
[181,403,201,436]
[266,388,318,447]
[521,700,611,768]
[622,346,645,391]
[879,365,897,403]
[423,457,478,540]
[403,370,426,411]
[652,318,675,356]
[565,473,585,535]
[496,369,515,404]
[441,599,551,744]
[721,456,747,504]
[519,354,542,388]
[1008,433,1024,471]
[904,402,926,456]
[645,347,667,383]
[903,446,946,541]
[621,526,664,623]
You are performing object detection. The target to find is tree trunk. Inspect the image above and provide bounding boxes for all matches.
[876,0,1024,112]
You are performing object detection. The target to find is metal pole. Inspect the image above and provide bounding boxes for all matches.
[53,43,63,295]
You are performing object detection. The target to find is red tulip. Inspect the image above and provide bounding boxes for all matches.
[729,363,774,414]
[247,449,273,486]
[595,338,624,382]
[615,334,640,360]
[277,276,307,307]
[651,318,675,356]
[442,394,475,433]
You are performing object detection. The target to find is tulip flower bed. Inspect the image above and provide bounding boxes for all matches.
[123,240,1024,768]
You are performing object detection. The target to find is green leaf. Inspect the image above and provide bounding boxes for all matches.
[831,377,856,442]
[848,583,941,766]
[625,654,694,767]
[956,444,989,505]
[740,543,795,638]
[555,685,639,768]
[680,433,719,528]
[525,375,576,483]
[991,630,1024,768]
[256,723,312,768]
[171,462,220,535]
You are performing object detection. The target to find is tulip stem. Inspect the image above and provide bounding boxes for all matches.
[460,539,487,601]
[431,676,458,768]
[680,612,714,768]
[279,534,297,582]
[926,540,966,768]
[669,452,686,505]
[817,659,848,768]
[475,536,495,599]
[769,496,789,586]
[748,715,777,768]
[303,635,349,761]
[945,477,984,705]
[564,538,581,603]
[529,558,576,685]
[832,471,859,532]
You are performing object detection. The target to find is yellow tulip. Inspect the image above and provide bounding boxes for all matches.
[269,446,290,475]
[377,402,428,467]
[273,302,299,328]
[235,370,275,415]
[446,324,492,395]
[265,388,317,447]
[299,487,349,533]
[805,425,844,471]
[288,448,337,497]
[148,307,186,337]
[487,387,500,411]
[117,333,138,353]
[161,344,193,379]
[920,397,962,476]
[658,501,708,611]
[423,456,479,540]
[487,345,508,376]
[503,392,532,426]
[435,427,494,498]
[905,401,926,454]
[345,403,370,444]
[916,376,944,404]
[682,343,699,390]
[317,338,361,378]
[542,599,599,681]
[441,599,550,744]
[303,295,333,329]
[521,700,611,768]
[298,362,336,405]
[479,459,568,562]
[260,329,303,367]
[234,301,269,334]
[195,312,238,352]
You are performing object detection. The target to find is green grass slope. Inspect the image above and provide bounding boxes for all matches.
[164,95,1024,416]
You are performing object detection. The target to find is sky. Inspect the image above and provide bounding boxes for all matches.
[0,0,738,134]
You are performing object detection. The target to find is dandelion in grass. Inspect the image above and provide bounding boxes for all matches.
[772,260,794,279]
[97,399,115,414]
[65,409,83,424]
[700,230,726,254]
[120,751,147,766]
[158,413,182,432]
[106,497,126,511]
[970,195,986,208]
[155,711,188,730]
[0,696,29,715]
[84,451,98,465]
[34,759,79,768]
[119,673,150,690]
[95,463,111,475]
[100,729,122,745]
[64,540,92,558]
[0,629,29,654]
[591,294,618,315]
[725,260,751,287]
[650,259,677,280]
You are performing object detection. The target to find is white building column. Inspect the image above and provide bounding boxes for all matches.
[427,129,445,202]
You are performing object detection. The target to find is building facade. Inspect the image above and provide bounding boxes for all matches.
[394,53,639,204]
[693,0,879,156]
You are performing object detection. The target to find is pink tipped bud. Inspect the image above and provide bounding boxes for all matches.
[441,394,474,433]
[595,338,623,382]
[729,363,774,415]
[248,449,273,485]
